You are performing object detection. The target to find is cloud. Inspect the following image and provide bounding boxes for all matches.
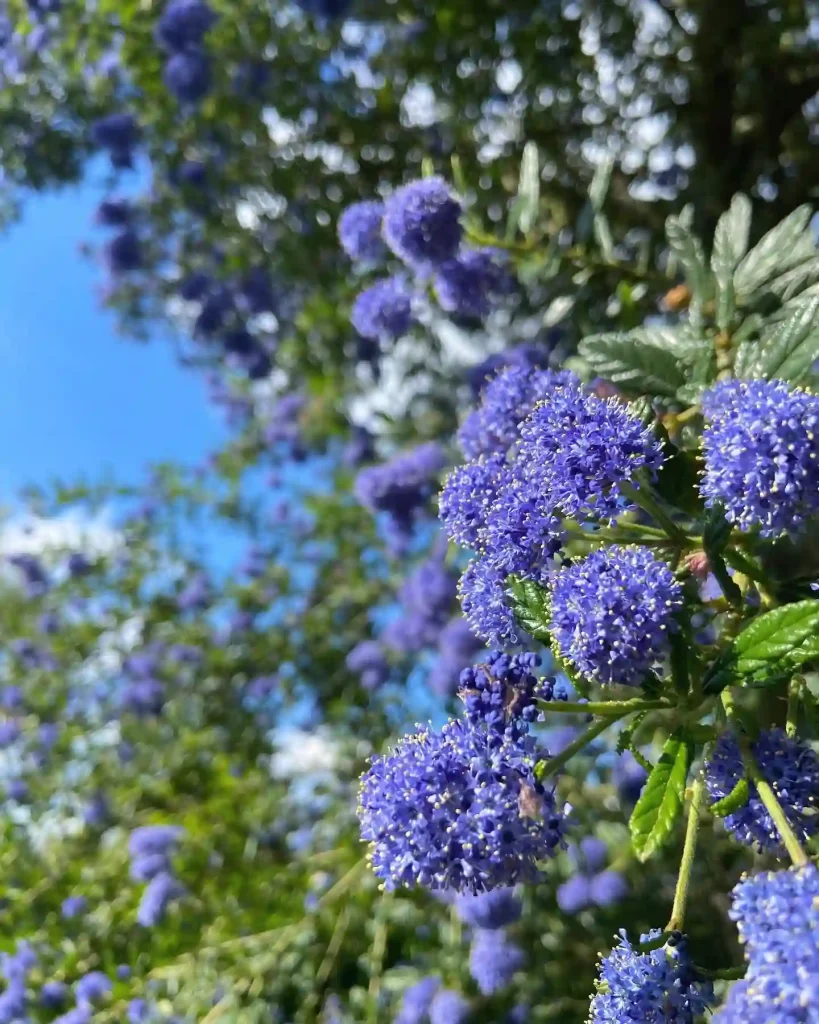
[0,510,121,559]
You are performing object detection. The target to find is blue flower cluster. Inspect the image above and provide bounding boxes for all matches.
[701,379,819,537]
[589,931,714,1023]
[355,442,446,549]
[156,0,218,105]
[705,729,819,855]
[358,652,566,892]
[469,927,525,995]
[458,650,549,743]
[549,546,682,687]
[454,886,522,929]
[383,556,457,654]
[91,112,140,169]
[340,176,515,338]
[338,200,385,262]
[441,368,665,646]
[345,639,390,691]
[557,837,628,913]
[715,865,819,1021]
[128,825,185,926]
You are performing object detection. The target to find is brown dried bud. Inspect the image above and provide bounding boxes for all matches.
[518,782,545,820]
[685,551,711,581]
[662,284,691,312]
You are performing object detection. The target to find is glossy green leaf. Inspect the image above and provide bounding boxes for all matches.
[734,296,819,382]
[703,600,819,693]
[578,330,688,397]
[711,194,751,329]
[507,575,551,643]
[629,732,691,862]
[734,205,815,299]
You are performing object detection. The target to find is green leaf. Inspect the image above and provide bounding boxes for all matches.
[514,141,539,236]
[629,732,692,862]
[764,255,819,302]
[711,194,752,329]
[666,212,711,323]
[507,575,551,643]
[616,711,648,756]
[709,777,750,818]
[734,296,819,382]
[578,330,688,397]
[734,204,814,299]
[589,155,614,212]
[703,600,819,693]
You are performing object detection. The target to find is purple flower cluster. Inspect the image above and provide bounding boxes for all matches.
[589,931,714,1023]
[351,275,414,341]
[557,837,628,913]
[358,713,565,893]
[715,866,819,1021]
[91,113,139,169]
[128,825,185,926]
[701,379,819,537]
[355,442,445,547]
[394,976,439,1024]
[456,365,575,461]
[345,640,390,691]
[338,200,385,262]
[549,546,682,687]
[433,248,513,319]
[705,729,819,855]
[458,650,549,743]
[382,177,462,271]
[343,176,516,337]
[426,616,483,697]
[469,927,525,995]
[382,556,457,654]
[516,381,663,522]
[454,886,522,930]
[156,0,218,105]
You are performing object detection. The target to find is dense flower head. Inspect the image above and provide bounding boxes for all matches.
[338,200,385,262]
[701,379,819,537]
[481,467,564,579]
[346,640,389,691]
[129,825,184,858]
[105,228,143,274]
[714,962,819,1023]
[382,177,462,269]
[457,365,577,460]
[355,442,445,535]
[122,678,165,716]
[61,895,87,919]
[458,650,546,744]
[557,874,592,913]
[155,0,217,51]
[398,556,457,624]
[91,112,139,163]
[589,870,629,908]
[96,198,132,226]
[433,247,514,318]
[516,382,663,522]
[729,865,819,966]
[589,931,714,1023]
[75,971,111,1004]
[429,990,469,1024]
[137,871,185,926]
[454,886,522,930]
[41,980,68,1008]
[550,546,682,687]
[466,343,552,398]
[394,976,439,1024]
[705,729,819,854]
[351,275,413,341]
[439,453,507,549]
[458,554,518,645]
[358,716,565,893]
[469,928,525,995]
[163,47,212,103]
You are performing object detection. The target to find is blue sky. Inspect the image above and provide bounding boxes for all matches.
[0,176,226,497]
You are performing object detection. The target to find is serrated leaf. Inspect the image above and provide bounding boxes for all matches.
[507,575,551,643]
[578,331,688,397]
[616,711,648,755]
[514,141,539,236]
[703,600,819,693]
[734,205,814,299]
[711,194,751,330]
[764,256,819,302]
[734,296,819,382]
[710,777,750,818]
[629,732,691,862]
